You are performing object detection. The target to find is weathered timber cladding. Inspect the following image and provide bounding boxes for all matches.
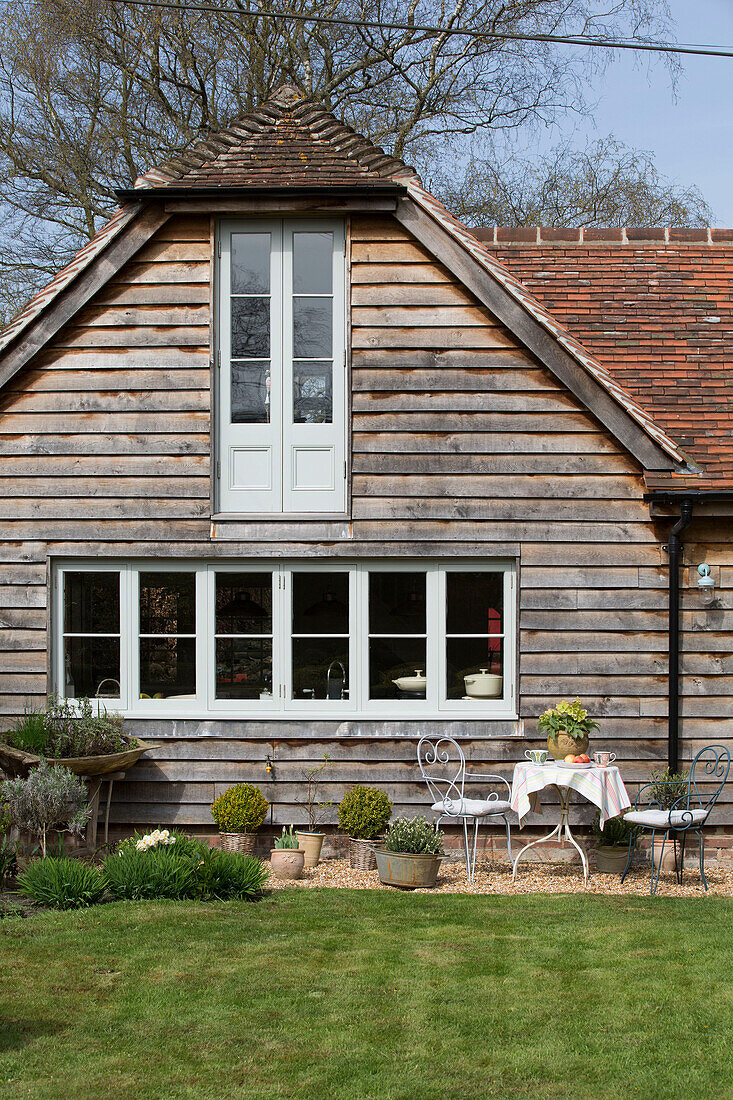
[0,211,730,827]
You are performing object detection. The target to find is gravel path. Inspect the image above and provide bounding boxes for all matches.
[268,858,733,897]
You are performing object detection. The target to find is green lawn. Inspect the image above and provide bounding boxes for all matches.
[1,891,732,1100]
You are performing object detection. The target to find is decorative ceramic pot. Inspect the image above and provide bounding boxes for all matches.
[374,848,442,890]
[595,845,629,874]
[652,838,678,874]
[463,670,503,698]
[270,848,306,880]
[296,831,325,868]
[546,730,589,760]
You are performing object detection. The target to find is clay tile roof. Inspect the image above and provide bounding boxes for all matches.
[132,84,420,191]
[475,228,733,487]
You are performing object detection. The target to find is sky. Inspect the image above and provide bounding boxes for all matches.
[569,0,733,223]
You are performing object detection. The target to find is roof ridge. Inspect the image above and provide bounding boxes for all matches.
[133,86,420,190]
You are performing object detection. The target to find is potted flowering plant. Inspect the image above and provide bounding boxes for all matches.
[270,825,305,880]
[537,698,599,760]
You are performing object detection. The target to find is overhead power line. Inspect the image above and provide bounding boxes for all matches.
[104,0,733,59]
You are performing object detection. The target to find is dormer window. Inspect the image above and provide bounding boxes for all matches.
[217,218,346,514]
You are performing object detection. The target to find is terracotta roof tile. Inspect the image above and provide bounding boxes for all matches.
[481,228,733,486]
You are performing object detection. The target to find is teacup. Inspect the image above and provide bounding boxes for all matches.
[525,749,549,765]
[592,751,616,767]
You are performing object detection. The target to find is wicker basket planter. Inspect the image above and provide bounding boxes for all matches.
[218,831,256,856]
[349,836,380,871]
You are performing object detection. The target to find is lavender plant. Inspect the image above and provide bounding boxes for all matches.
[0,759,89,857]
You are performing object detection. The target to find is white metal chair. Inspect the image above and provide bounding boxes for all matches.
[417,736,513,883]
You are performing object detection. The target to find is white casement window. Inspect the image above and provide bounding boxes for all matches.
[217,218,346,514]
[54,561,516,718]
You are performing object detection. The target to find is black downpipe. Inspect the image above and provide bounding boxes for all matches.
[667,499,693,773]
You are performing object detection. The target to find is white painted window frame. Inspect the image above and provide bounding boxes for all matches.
[54,560,516,720]
[216,217,347,515]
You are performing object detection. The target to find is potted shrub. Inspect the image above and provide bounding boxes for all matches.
[646,767,689,873]
[538,698,600,760]
[295,755,332,868]
[338,785,392,871]
[0,758,89,857]
[270,825,305,880]
[210,782,269,855]
[374,816,444,889]
[0,696,151,778]
[592,811,640,874]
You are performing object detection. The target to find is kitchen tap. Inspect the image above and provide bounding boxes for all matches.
[326,660,347,700]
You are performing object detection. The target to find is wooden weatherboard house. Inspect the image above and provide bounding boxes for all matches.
[1,85,732,845]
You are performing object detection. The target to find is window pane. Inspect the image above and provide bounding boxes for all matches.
[64,572,119,634]
[292,638,348,700]
[231,297,270,358]
[292,572,349,634]
[139,637,196,699]
[216,638,272,700]
[447,638,504,701]
[446,572,503,635]
[231,363,271,424]
[293,360,332,424]
[369,638,427,700]
[369,572,426,634]
[231,233,270,294]
[293,297,332,358]
[64,637,120,699]
[215,573,272,635]
[139,573,195,635]
[293,232,333,293]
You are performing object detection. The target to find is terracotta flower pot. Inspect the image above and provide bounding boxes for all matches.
[652,838,678,874]
[595,845,629,874]
[296,831,324,868]
[270,848,306,880]
[547,730,589,760]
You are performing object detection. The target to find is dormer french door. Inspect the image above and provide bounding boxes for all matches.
[217,218,346,514]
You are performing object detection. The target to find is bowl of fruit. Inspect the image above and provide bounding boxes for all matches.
[558,752,592,768]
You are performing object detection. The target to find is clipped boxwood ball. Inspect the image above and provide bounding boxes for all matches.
[211,783,268,833]
[338,785,392,840]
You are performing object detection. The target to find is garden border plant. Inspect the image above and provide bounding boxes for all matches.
[338,785,392,871]
[210,783,269,855]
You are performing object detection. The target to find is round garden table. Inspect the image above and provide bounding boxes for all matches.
[509,761,631,883]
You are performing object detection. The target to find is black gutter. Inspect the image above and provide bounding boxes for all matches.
[665,498,693,773]
[114,183,407,202]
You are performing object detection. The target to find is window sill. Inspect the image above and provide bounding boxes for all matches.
[116,708,520,722]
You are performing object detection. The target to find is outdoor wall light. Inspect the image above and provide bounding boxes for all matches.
[697,563,715,590]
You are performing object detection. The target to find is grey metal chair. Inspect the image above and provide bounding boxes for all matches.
[417,736,513,883]
[621,744,731,894]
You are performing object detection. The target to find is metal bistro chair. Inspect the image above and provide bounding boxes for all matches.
[622,744,731,894]
[417,736,513,883]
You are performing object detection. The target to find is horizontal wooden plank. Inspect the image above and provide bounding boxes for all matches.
[349,217,410,241]
[351,391,580,414]
[0,650,46,673]
[78,304,210,328]
[0,412,209,434]
[352,327,515,350]
[352,473,642,500]
[0,455,208,477]
[0,586,46,608]
[134,240,210,262]
[352,430,623,454]
[351,348,533,369]
[352,451,640,476]
[351,240,434,264]
[351,283,474,306]
[352,498,651,522]
[350,262,453,285]
[520,567,642,589]
[352,411,598,433]
[0,433,209,456]
[0,519,209,540]
[1,390,209,414]
[154,216,209,241]
[93,283,210,306]
[0,498,210,520]
[352,304,495,327]
[53,326,209,349]
[0,476,209,499]
[521,589,667,611]
[112,260,210,286]
[521,629,668,652]
[36,347,210,370]
[351,367,559,393]
[15,368,210,392]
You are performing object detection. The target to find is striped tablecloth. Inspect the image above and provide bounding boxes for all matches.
[510,762,631,828]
